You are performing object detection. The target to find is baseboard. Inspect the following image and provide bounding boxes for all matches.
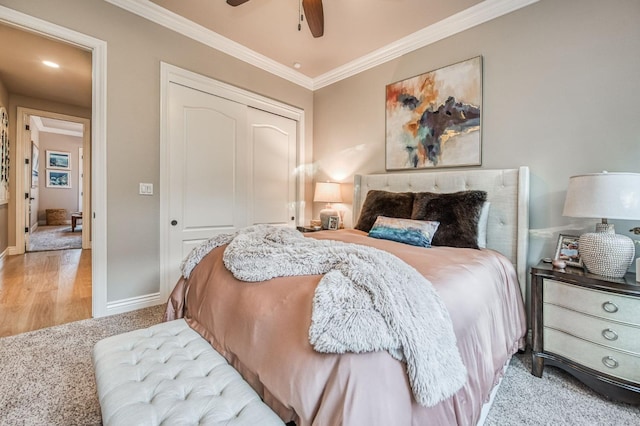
[0,247,6,268]
[105,292,164,316]
[7,245,21,256]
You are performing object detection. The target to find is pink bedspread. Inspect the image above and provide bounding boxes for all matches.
[165,229,526,425]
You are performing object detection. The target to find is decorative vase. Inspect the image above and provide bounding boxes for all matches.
[319,207,338,230]
[578,224,635,278]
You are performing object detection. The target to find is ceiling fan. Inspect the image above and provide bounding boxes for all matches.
[226,0,324,38]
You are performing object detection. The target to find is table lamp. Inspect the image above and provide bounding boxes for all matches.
[562,172,640,278]
[314,182,342,229]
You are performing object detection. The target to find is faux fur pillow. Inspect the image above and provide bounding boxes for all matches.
[355,190,415,232]
[411,190,488,249]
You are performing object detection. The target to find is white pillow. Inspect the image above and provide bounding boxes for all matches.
[477,202,491,248]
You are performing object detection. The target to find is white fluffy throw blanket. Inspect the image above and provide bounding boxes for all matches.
[181,225,467,406]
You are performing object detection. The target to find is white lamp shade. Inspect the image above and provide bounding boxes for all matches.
[563,172,640,220]
[313,182,343,203]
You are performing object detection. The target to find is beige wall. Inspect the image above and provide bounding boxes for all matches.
[0,0,314,301]
[313,0,640,268]
[0,76,8,254]
[37,133,82,224]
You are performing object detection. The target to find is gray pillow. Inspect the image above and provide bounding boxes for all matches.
[355,190,415,232]
[411,190,487,249]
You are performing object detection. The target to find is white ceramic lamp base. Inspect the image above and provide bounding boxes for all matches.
[319,207,338,230]
[579,225,635,278]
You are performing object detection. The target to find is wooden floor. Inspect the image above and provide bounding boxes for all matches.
[0,249,92,337]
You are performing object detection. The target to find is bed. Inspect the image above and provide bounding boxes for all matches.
[165,166,530,425]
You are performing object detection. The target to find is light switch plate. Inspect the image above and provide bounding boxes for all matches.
[139,183,153,195]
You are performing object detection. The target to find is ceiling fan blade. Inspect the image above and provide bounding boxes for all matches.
[302,0,324,38]
[227,0,250,6]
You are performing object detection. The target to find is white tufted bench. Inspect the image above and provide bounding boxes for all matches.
[92,319,285,426]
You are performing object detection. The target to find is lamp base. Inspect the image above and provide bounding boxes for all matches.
[579,225,635,278]
[319,208,338,230]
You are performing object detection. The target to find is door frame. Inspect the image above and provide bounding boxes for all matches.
[16,108,91,250]
[159,62,306,301]
[1,5,109,317]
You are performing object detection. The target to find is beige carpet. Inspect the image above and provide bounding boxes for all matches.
[0,304,637,425]
[28,225,82,252]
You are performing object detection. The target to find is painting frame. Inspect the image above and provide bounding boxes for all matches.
[554,234,583,268]
[46,150,71,170]
[385,56,483,170]
[46,170,71,188]
[31,142,39,188]
[327,215,340,231]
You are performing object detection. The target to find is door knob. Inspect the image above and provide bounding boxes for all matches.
[171,220,178,226]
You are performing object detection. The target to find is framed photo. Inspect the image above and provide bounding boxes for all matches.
[385,56,482,170]
[554,234,582,268]
[327,215,340,231]
[31,142,39,188]
[46,170,71,188]
[46,150,71,170]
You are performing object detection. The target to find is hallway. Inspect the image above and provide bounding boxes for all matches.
[0,249,91,337]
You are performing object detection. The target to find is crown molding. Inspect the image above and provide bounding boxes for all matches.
[32,116,83,137]
[104,0,314,90]
[105,0,538,91]
[312,0,539,89]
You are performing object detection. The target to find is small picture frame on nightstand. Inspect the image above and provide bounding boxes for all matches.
[327,215,340,230]
[554,234,583,268]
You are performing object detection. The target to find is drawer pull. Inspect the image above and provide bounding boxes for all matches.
[601,301,619,313]
[601,328,618,341]
[601,356,619,369]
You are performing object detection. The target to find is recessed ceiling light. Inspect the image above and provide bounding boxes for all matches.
[293,62,301,69]
[42,60,60,68]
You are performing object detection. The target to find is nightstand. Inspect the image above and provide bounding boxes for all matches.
[531,263,640,404]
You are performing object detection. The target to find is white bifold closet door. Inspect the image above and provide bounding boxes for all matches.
[167,82,297,285]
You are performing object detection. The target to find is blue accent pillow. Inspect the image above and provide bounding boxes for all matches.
[368,216,440,247]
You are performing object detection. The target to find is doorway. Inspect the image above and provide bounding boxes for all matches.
[0,6,108,320]
[23,114,88,253]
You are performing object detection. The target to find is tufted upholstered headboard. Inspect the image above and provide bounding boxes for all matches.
[353,167,530,299]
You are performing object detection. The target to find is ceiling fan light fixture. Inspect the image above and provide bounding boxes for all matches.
[227,0,324,38]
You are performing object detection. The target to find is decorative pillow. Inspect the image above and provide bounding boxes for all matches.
[354,190,415,232]
[368,216,440,248]
[411,190,488,249]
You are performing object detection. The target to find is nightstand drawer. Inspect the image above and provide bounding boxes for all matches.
[544,328,640,383]
[544,279,640,326]
[543,303,640,355]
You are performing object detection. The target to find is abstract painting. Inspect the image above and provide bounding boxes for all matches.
[385,56,482,170]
